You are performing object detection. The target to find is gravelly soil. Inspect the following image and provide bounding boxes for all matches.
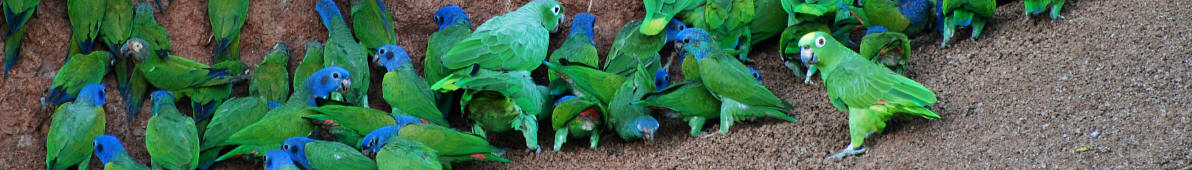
[3,0,1190,169]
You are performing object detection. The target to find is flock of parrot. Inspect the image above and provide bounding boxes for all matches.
[24,0,1069,169]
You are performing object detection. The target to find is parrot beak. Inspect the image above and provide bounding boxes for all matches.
[362,150,374,158]
[799,46,818,84]
[339,79,352,93]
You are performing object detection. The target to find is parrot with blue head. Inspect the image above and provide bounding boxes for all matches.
[145,90,200,170]
[675,28,796,133]
[93,135,149,170]
[316,0,370,106]
[45,84,106,170]
[548,12,600,96]
[263,150,300,170]
[425,5,472,87]
[44,51,112,109]
[215,67,352,161]
[376,44,450,126]
[281,137,377,170]
[360,115,510,165]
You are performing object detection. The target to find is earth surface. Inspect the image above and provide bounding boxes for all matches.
[2,0,1190,169]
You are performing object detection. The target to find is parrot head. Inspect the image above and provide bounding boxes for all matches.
[654,69,671,91]
[92,135,127,165]
[149,90,175,115]
[281,137,316,168]
[798,32,846,84]
[529,0,564,33]
[304,66,352,106]
[373,45,411,72]
[674,28,715,62]
[264,150,297,170]
[748,66,763,83]
[360,126,401,157]
[78,83,107,107]
[121,38,152,62]
[633,117,660,141]
[434,5,471,31]
[570,13,597,45]
[554,95,578,107]
[663,19,687,43]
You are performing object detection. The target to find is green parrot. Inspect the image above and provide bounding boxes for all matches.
[117,3,169,120]
[859,0,935,35]
[281,137,377,170]
[131,3,171,59]
[438,0,563,72]
[375,45,450,126]
[748,0,789,44]
[938,0,995,48]
[66,0,106,56]
[208,0,250,62]
[216,66,352,160]
[121,38,247,91]
[145,90,201,170]
[293,41,324,91]
[303,105,397,148]
[1023,0,1064,20]
[676,29,796,132]
[2,0,40,78]
[640,0,704,35]
[99,0,145,122]
[635,80,719,137]
[93,135,151,170]
[605,20,665,76]
[777,23,829,82]
[550,95,604,151]
[547,12,599,96]
[45,84,106,170]
[798,32,939,158]
[361,118,511,164]
[425,5,472,86]
[604,63,660,141]
[542,61,627,104]
[375,136,442,170]
[197,96,269,168]
[316,0,370,106]
[251,43,292,105]
[45,51,112,110]
[181,60,247,122]
[702,0,756,61]
[858,26,911,74]
[433,70,547,152]
[350,0,396,52]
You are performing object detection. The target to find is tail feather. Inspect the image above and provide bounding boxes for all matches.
[192,101,219,122]
[3,34,21,78]
[213,39,230,62]
[46,86,74,108]
[890,105,939,120]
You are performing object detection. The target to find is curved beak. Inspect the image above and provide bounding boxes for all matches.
[799,47,818,84]
[338,80,352,93]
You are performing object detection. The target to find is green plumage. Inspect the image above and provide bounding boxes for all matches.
[605,64,657,140]
[547,23,599,95]
[939,0,995,48]
[350,0,397,51]
[550,95,603,151]
[860,0,910,33]
[293,41,324,91]
[221,99,315,159]
[748,0,788,44]
[696,40,794,113]
[305,105,397,147]
[703,0,755,61]
[605,20,665,76]
[145,94,201,170]
[2,0,40,78]
[1024,0,1064,20]
[208,0,249,62]
[397,123,510,163]
[439,0,563,71]
[858,30,911,74]
[46,52,112,108]
[102,150,149,170]
[319,0,370,106]
[777,23,829,79]
[301,140,378,170]
[100,0,132,60]
[376,137,442,170]
[67,0,105,56]
[45,98,105,170]
[198,97,269,167]
[637,80,719,137]
[543,61,626,104]
[640,0,703,35]
[132,3,170,59]
[251,43,291,103]
[424,14,472,86]
[436,70,546,151]
[382,65,450,126]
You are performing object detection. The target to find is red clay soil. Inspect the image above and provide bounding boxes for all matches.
[2,0,1190,169]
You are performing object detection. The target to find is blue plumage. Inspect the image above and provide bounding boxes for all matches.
[433,5,470,31]
[374,45,411,72]
[570,13,597,45]
[304,66,352,106]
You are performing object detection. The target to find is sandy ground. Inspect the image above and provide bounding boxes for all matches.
[2,0,1190,169]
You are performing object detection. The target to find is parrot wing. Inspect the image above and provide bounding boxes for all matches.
[304,141,377,170]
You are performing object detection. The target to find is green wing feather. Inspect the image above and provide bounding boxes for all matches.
[208,0,249,62]
[306,105,397,139]
[823,57,938,111]
[250,44,292,103]
[45,104,105,170]
[377,137,442,170]
[547,29,600,94]
[48,52,111,108]
[201,97,269,150]
[382,67,449,126]
[224,101,315,151]
[544,61,627,104]
[399,124,507,161]
[641,0,704,35]
[942,0,996,17]
[321,7,371,106]
[350,0,397,51]
[749,0,788,44]
[440,13,550,71]
[550,96,599,130]
[145,105,200,170]
[132,3,170,58]
[698,51,793,110]
[637,80,720,119]
[294,41,325,91]
[858,31,911,74]
[425,21,472,84]
[860,0,910,32]
[67,0,106,56]
[303,141,377,170]
[605,20,665,76]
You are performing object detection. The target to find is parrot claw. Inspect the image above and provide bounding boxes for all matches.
[826,145,867,159]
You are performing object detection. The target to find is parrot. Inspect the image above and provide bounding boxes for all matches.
[635,80,720,137]
[45,84,106,170]
[653,65,672,91]
[216,66,352,160]
[132,2,171,59]
[281,137,377,170]
[432,70,547,152]
[373,134,442,170]
[101,0,132,56]
[1023,0,1064,20]
[547,12,599,96]
[798,31,939,158]
[251,43,292,105]
[676,28,796,132]
[144,90,201,170]
[350,0,397,52]
[303,105,397,148]
[700,0,757,61]
[550,95,604,151]
[424,4,472,86]
[640,0,704,35]
[316,0,370,106]
[99,0,146,122]
[776,23,829,82]
[121,38,246,91]
[44,51,112,109]
[263,150,301,170]
[208,0,250,62]
[117,3,171,120]
[2,0,40,78]
[375,45,450,126]
[858,0,934,35]
[605,20,665,76]
[437,0,563,72]
[604,63,660,141]
[293,41,324,91]
[93,135,150,170]
[66,0,106,56]
[937,0,995,48]
[858,26,911,74]
[542,61,627,104]
[197,96,270,168]
[360,116,510,164]
[184,60,247,122]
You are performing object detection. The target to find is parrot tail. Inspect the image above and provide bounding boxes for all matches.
[3,35,20,79]
[45,86,74,109]
[192,101,219,122]
[213,38,231,62]
[890,104,940,120]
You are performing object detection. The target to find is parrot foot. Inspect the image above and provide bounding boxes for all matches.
[589,133,600,149]
[826,145,867,158]
[553,129,567,152]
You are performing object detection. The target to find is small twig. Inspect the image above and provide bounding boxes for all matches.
[587,0,593,12]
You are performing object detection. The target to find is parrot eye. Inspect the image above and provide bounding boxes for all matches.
[331,73,341,79]
[95,143,104,152]
[282,145,291,151]
[433,16,442,25]
[134,43,143,50]
[551,6,560,15]
[815,37,826,48]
